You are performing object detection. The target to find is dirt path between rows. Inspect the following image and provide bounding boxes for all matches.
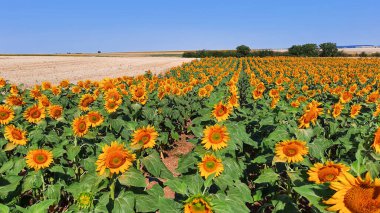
[0,56,194,87]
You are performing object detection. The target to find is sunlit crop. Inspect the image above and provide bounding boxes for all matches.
[1,57,380,212]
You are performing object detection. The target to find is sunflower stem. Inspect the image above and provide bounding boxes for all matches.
[41,171,46,200]
[110,177,116,200]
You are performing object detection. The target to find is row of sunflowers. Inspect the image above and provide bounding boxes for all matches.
[1,57,380,212]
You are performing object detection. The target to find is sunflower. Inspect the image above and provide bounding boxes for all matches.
[79,94,96,111]
[96,141,136,176]
[23,104,45,123]
[350,104,361,118]
[105,88,122,102]
[25,149,53,170]
[77,192,93,209]
[38,95,50,107]
[275,140,308,163]
[5,95,24,106]
[339,91,353,104]
[228,94,239,108]
[87,111,104,127]
[198,88,208,98]
[372,127,380,153]
[212,102,232,122]
[269,89,280,99]
[252,89,263,100]
[298,100,323,128]
[332,102,344,118]
[0,105,14,125]
[4,125,28,145]
[131,125,159,149]
[48,105,63,119]
[104,100,121,113]
[0,78,5,87]
[72,116,90,137]
[202,124,229,150]
[307,161,349,184]
[198,154,224,178]
[324,172,380,213]
[130,85,147,105]
[184,196,213,213]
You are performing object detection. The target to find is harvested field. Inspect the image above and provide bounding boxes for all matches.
[0,56,194,87]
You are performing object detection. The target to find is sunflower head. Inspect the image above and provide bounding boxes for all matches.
[79,94,96,111]
[104,100,121,113]
[76,192,93,209]
[131,125,159,149]
[372,127,380,153]
[198,154,224,179]
[48,105,63,119]
[87,111,104,127]
[0,105,14,125]
[96,141,136,176]
[212,102,232,122]
[325,172,380,213]
[307,161,349,184]
[350,104,362,118]
[184,195,213,213]
[5,95,24,106]
[72,116,90,137]
[202,124,229,150]
[25,149,53,171]
[275,139,308,163]
[23,104,45,123]
[4,125,28,145]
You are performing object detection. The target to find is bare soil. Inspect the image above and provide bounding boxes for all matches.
[0,56,194,87]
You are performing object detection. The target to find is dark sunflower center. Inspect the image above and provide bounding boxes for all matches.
[139,134,151,144]
[344,185,380,213]
[135,89,144,97]
[204,161,216,172]
[90,115,99,122]
[11,130,23,140]
[82,97,95,107]
[52,109,61,117]
[107,153,126,168]
[0,111,9,119]
[283,145,298,157]
[216,106,227,116]
[210,132,222,144]
[34,154,47,164]
[318,167,339,182]
[30,109,41,118]
[109,102,116,108]
[78,122,87,131]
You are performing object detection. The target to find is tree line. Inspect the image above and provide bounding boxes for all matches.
[183,43,380,58]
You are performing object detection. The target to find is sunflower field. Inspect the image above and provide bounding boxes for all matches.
[1,57,380,213]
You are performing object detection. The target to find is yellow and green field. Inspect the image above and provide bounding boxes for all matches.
[1,57,380,212]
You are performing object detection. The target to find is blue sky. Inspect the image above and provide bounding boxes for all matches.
[0,0,379,53]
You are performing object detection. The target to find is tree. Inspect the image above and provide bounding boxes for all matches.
[301,43,319,57]
[319,43,338,57]
[288,45,303,56]
[288,44,319,57]
[236,45,251,57]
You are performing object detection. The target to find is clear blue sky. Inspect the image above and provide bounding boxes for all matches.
[0,0,379,53]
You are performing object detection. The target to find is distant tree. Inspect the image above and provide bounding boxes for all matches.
[288,44,319,57]
[236,45,251,57]
[319,42,338,57]
[301,43,319,57]
[288,45,303,56]
[97,51,101,54]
